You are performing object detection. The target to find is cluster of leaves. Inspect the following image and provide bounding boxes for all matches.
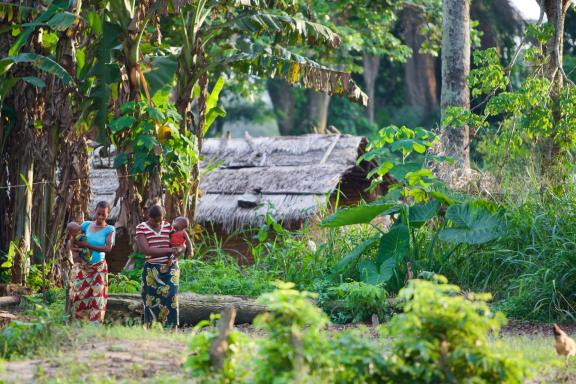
[185,278,527,383]
[109,100,200,194]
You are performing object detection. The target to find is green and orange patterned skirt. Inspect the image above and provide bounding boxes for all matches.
[141,261,179,328]
[71,261,108,324]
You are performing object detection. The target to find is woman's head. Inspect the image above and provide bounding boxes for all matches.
[147,204,165,226]
[94,201,110,225]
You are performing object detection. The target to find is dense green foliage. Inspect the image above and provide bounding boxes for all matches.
[182,279,527,384]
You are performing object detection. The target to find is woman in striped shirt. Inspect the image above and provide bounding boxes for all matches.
[135,204,185,328]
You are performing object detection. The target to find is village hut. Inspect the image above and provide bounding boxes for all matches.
[88,133,377,272]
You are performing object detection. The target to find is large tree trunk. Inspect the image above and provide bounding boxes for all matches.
[363,54,381,124]
[401,7,439,115]
[440,0,471,170]
[267,79,296,135]
[107,293,266,325]
[306,91,331,133]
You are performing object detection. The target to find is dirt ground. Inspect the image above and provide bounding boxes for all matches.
[1,322,576,383]
[0,336,189,384]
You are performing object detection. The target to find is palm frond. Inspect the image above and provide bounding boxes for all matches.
[220,12,340,49]
[213,44,368,106]
[167,0,299,13]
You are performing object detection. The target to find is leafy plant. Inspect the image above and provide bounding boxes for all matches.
[253,281,333,384]
[1,295,69,359]
[322,126,446,290]
[184,315,252,383]
[108,273,140,294]
[324,281,388,323]
[323,125,506,292]
[383,275,528,383]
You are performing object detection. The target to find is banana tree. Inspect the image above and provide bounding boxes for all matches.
[0,0,79,286]
[153,0,368,219]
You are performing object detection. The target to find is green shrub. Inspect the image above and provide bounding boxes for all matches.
[253,282,333,384]
[383,275,528,383]
[322,281,388,323]
[108,273,141,293]
[331,330,390,384]
[1,296,69,359]
[184,315,251,383]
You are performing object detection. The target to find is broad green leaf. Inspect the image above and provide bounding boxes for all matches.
[429,190,456,206]
[45,12,77,31]
[146,106,165,122]
[358,260,380,285]
[389,162,422,180]
[22,76,46,88]
[9,0,69,55]
[136,135,158,150]
[144,55,177,97]
[376,223,409,265]
[367,162,394,179]
[321,203,396,227]
[205,106,227,133]
[438,203,504,245]
[110,116,136,132]
[206,76,225,111]
[332,235,379,274]
[0,53,74,86]
[379,257,397,283]
[408,200,441,227]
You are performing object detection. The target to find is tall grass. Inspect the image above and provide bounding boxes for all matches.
[413,190,576,322]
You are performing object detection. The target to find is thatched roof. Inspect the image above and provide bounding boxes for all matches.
[198,134,368,231]
[89,134,370,231]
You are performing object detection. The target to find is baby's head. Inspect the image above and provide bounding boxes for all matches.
[172,216,189,232]
[66,222,83,238]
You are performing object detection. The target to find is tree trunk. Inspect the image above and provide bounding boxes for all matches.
[106,293,266,325]
[306,91,331,133]
[440,0,471,170]
[363,54,381,124]
[267,79,296,135]
[12,158,33,286]
[401,7,439,115]
[540,0,569,184]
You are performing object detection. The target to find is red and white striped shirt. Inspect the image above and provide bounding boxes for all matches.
[135,221,173,264]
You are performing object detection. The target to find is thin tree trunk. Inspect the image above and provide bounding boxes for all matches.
[306,91,331,133]
[540,0,569,184]
[267,79,296,135]
[363,54,381,124]
[12,158,33,286]
[401,7,438,115]
[440,0,471,170]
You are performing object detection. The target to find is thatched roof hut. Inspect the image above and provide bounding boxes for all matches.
[196,133,373,232]
[88,134,374,269]
[89,133,373,230]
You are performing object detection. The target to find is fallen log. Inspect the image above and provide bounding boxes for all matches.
[106,293,265,325]
[0,296,21,307]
